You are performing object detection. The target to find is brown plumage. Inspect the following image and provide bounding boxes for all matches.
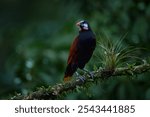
[67,36,79,65]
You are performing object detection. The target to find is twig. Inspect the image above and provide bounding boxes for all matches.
[11,63,150,100]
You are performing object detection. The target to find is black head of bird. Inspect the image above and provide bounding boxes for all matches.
[76,20,91,31]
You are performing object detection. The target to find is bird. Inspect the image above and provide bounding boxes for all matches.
[64,20,96,82]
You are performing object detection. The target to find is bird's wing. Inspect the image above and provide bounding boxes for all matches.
[67,36,79,64]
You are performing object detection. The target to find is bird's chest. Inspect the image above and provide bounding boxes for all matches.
[78,38,92,48]
[78,31,95,54]
[78,33,95,50]
[78,39,94,59]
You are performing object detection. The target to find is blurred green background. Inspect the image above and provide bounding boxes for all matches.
[0,0,150,99]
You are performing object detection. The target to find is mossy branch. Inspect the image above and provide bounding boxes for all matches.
[11,63,150,100]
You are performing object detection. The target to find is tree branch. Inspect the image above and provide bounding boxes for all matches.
[11,63,150,100]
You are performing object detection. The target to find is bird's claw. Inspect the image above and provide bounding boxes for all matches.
[75,72,86,82]
[83,69,94,79]
[78,76,86,82]
[87,72,94,79]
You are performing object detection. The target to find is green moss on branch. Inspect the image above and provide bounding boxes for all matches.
[11,63,150,100]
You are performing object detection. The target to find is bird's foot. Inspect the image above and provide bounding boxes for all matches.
[75,72,86,82]
[88,72,95,79]
[83,69,94,80]
[78,76,86,82]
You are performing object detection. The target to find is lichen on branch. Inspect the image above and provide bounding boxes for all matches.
[11,63,150,100]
